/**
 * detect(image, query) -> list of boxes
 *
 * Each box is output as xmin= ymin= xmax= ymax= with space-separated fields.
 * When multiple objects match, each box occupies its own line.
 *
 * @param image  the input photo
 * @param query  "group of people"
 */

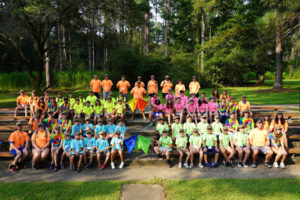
xmin=8 ymin=74 xmax=290 ymax=173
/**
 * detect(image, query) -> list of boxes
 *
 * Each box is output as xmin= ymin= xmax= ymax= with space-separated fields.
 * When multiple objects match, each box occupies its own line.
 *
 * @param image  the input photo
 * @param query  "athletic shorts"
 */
xmin=199 ymin=111 xmax=206 ymax=115
xmin=10 ymin=147 xmax=24 ymax=157
xmin=251 ymin=146 xmax=270 ymax=155
xmin=203 ymin=146 xmax=219 ymax=155
xmin=175 ymin=112 xmax=182 ymax=116
xmin=149 ymin=93 xmax=156 ymax=97
xmin=94 ymin=114 xmax=103 ymax=117
xmin=159 ymin=147 xmax=171 ymax=153
xmin=153 ymin=112 xmax=163 ymax=118
xmin=97 ymin=149 xmax=110 ymax=154
xmin=71 ymin=151 xmax=83 ymax=155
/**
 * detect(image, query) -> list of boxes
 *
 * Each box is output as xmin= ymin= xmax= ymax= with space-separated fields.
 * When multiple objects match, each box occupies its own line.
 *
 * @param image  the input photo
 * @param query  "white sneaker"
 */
xmin=273 ymin=162 xmax=279 ymax=168
xmin=119 ymin=162 xmax=124 ymax=169
xmin=184 ymin=163 xmax=189 ymax=168
xmin=198 ymin=163 xmax=204 ymax=168
xmin=189 ymin=164 xmax=193 ymax=168
xmin=111 ymin=162 xmax=115 ymax=169
xmin=280 ymin=162 xmax=286 ymax=169
xmin=178 ymin=163 xmax=182 ymax=168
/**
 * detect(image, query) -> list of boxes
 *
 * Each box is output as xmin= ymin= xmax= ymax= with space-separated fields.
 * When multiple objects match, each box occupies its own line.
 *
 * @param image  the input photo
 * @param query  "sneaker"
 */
xmin=10 ymin=165 xmax=18 ymax=173
xmin=167 ymin=160 xmax=172 ymax=168
xmin=183 ymin=162 xmax=189 ymax=168
xmin=85 ymin=163 xmax=90 ymax=168
xmin=178 ymin=163 xmax=182 ymax=168
xmin=252 ymin=162 xmax=257 ymax=168
xmin=230 ymin=160 xmax=234 ymax=168
xmin=243 ymin=162 xmax=248 ymax=168
xmin=198 ymin=163 xmax=204 ymax=169
xmin=237 ymin=162 xmax=242 ymax=168
xmin=32 ymin=166 xmax=38 ymax=170
xmin=213 ymin=162 xmax=218 ymax=168
xmin=60 ymin=164 xmax=64 ymax=169
xmin=148 ymin=122 xmax=154 ymax=127
xmin=54 ymin=166 xmax=58 ymax=172
xmin=102 ymin=163 xmax=106 ymax=169
xmin=119 ymin=162 xmax=124 ymax=169
xmin=189 ymin=164 xmax=193 ymax=168
xmin=264 ymin=162 xmax=272 ymax=168
xmin=273 ymin=162 xmax=279 ymax=168
xmin=111 ymin=162 xmax=115 ymax=169
xmin=98 ymin=164 xmax=102 ymax=169
xmin=280 ymin=162 xmax=286 ymax=169
xmin=223 ymin=160 xmax=227 ymax=166
xmin=48 ymin=163 xmax=54 ymax=170
xmin=205 ymin=162 xmax=211 ymax=168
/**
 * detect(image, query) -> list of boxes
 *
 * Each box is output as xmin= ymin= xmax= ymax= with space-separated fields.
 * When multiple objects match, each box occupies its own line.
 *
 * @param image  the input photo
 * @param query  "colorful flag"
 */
xmin=124 ymin=134 xmax=138 ymax=154
xmin=135 ymin=135 xmax=152 ymax=154
xmin=136 ymin=98 xmax=148 ymax=112
xmin=127 ymin=98 xmax=138 ymax=112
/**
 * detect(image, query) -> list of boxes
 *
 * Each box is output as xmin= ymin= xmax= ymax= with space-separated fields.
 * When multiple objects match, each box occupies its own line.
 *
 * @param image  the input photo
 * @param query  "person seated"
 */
xmin=238 ymin=95 xmax=252 ymax=117
xmin=94 ymin=118 xmax=105 ymax=139
xmin=82 ymin=117 xmax=94 ymax=137
xmin=83 ymin=130 xmax=96 ymax=168
xmin=56 ymin=92 xmax=64 ymax=107
xmin=95 ymin=131 xmax=110 ymax=169
xmin=164 ymin=98 xmax=175 ymax=126
xmin=249 ymin=120 xmax=273 ymax=168
xmin=176 ymin=130 xmax=190 ymax=168
xmin=197 ymin=116 xmax=209 ymax=135
xmin=225 ymin=112 xmax=239 ymax=135
xmin=228 ymin=96 xmax=238 ymax=118
xmin=174 ymin=97 xmax=184 ymax=123
xmin=219 ymin=89 xmax=230 ymax=104
xmin=171 ymin=116 xmax=183 ymax=141
xmin=207 ymin=96 xmax=218 ymax=124
xmin=178 ymin=90 xmax=188 ymax=105
xmin=197 ymin=97 xmax=208 ymax=120
xmin=43 ymin=110 xmax=57 ymax=133
xmin=114 ymin=119 xmax=126 ymax=140
xmin=104 ymin=97 xmax=115 ymax=122
xmin=219 ymin=126 xmax=235 ymax=168
xmin=233 ymin=126 xmax=250 ymax=168
xmin=211 ymin=116 xmax=223 ymax=138
xmin=8 ymin=122 xmax=29 ymax=173
xmin=28 ymin=90 xmax=39 ymax=116
xmin=202 ymin=124 xmax=219 ymax=168
xmin=165 ymin=89 xmax=175 ymax=102
xmin=36 ymin=97 xmax=46 ymax=116
xmin=104 ymin=118 xmax=116 ymax=140
xmin=183 ymin=115 xmax=196 ymax=137
xmin=149 ymin=98 xmax=164 ymax=124
xmin=71 ymin=118 xmax=82 ymax=139
xmin=189 ymin=128 xmax=204 ymax=168
xmin=58 ymin=111 xmax=72 ymax=134
xmin=86 ymin=91 xmax=97 ymax=107
xmin=73 ymin=98 xmax=83 ymax=120
xmin=59 ymin=97 xmax=70 ymax=120
xmin=49 ymin=126 xmax=64 ymax=172
xmin=93 ymin=99 xmax=103 ymax=124
xmin=28 ymin=109 xmax=43 ymax=135
xmin=47 ymin=97 xmax=59 ymax=117
xmin=270 ymin=126 xmax=288 ymax=168
xmin=116 ymin=92 xmax=127 ymax=104
xmin=31 ymin=123 xmax=51 ymax=170
xmin=15 ymin=90 xmax=29 ymax=117
xmin=70 ymin=132 xmax=84 ymax=172
xmin=239 ymin=110 xmax=254 ymax=132
xmin=218 ymin=97 xmax=228 ymax=124
xmin=83 ymin=101 xmax=94 ymax=120
xmin=154 ymin=130 xmax=172 ymax=168
xmin=152 ymin=117 xmax=169 ymax=149
xmin=78 ymin=93 xmax=86 ymax=106
xmin=186 ymin=99 xmax=198 ymax=124
xmin=114 ymin=99 xmax=126 ymax=122
xmin=110 ymin=131 xmax=124 ymax=169
xmin=60 ymin=132 xmax=72 ymax=169
xmin=270 ymin=112 xmax=288 ymax=148
xmin=199 ymin=92 xmax=207 ymax=102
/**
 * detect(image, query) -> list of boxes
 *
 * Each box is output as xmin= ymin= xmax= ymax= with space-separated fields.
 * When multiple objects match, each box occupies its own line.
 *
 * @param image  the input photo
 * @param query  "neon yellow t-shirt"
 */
xmin=94 ymin=105 xmax=103 ymax=115
xmin=83 ymin=106 xmax=94 ymax=115
xmin=86 ymin=95 xmax=97 ymax=106
xmin=73 ymin=103 xmax=83 ymax=114
xmin=104 ymin=101 xmax=115 ymax=113
xmin=115 ymin=104 xmax=125 ymax=114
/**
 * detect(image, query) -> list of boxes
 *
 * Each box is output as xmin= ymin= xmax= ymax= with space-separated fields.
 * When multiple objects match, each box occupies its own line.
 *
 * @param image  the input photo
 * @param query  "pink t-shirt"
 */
xmin=186 ymin=104 xmax=195 ymax=113
xmin=164 ymin=104 xmax=173 ymax=114
xmin=150 ymin=97 xmax=156 ymax=105
xmin=189 ymin=97 xmax=198 ymax=107
xmin=174 ymin=103 xmax=184 ymax=112
xmin=165 ymin=94 xmax=175 ymax=102
xmin=199 ymin=103 xmax=207 ymax=112
xmin=178 ymin=95 xmax=188 ymax=105
xmin=207 ymin=102 xmax=218 ymax=112
xmin=153 ymin=104 xmax=163 ymax=112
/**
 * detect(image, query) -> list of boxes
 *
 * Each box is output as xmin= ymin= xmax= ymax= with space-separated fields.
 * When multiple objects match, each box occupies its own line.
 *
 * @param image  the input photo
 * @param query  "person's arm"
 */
xmin=265 ymin=133 xmax=270 ymax=146
xmin=230 ymin=137 xmax=234 ymax=149
xmin=214 ymin=139 xmax=219 ymax=151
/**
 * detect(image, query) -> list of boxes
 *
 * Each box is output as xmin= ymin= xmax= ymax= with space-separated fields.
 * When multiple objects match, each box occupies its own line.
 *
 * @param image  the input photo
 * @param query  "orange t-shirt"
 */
xmin=189 ymin=81 xmax=200 ymax=94
xmin=102 ymin=79 xmax=113 ymax=92
xmin=161 ymin=80 xmax=173 ymax=93
xmin=220 ymin=94 xmax=230 ymax=103
xmin=29 ymin=96 xmax=39 ymax=106
xmin=147 ymin=80 xmax=158 ymax=94
xmin=9 ymin=131 xmax=29 ymax=150
xmin=17 ymin=95 xmax=29 ymax=105
xmin=117 ymin=80 xmax=131 ymax=94
xmin=238 ymin=101 xmax=251 ymax=111
xmin=175 ymin=84 xmax=186 ymax=96
xmin=28 ymin=116 xmax=42 ymax=131
xmin=131 ymin=87 xmax=146 ymax=99
xmin=90 ymin=79 xmax=102 ymax=93
xmin=31 ymin=130 xmax=50 ymax=149
xmin=135 ymin=81 xmax=145 ymax=88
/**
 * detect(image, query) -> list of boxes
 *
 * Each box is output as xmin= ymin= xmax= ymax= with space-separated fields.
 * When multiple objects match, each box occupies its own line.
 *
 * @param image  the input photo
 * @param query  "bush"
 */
xmin=264 ymin=71 xmax=275 ymax=80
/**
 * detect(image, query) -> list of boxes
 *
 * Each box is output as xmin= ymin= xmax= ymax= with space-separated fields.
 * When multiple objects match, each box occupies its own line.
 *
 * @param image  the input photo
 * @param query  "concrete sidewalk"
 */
xmin=1 ymin=162 xmax=300 ymax=183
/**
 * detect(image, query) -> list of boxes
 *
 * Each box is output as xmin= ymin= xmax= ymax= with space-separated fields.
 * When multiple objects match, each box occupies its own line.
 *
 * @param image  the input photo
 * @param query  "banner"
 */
xmin=136 ymin=98 xmax=148 ymax=112
xmin=135 ymin=135 xmax=152 ymax=154
xmin=124 ymin=134 xmax=138 ymax=154
xmin=127 ymin=98 xmax=138 ymax=112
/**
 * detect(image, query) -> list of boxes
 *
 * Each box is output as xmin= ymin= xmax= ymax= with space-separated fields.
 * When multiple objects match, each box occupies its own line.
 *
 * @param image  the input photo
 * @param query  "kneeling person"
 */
xmin=95 ymin=131 xmax=110 ymax=169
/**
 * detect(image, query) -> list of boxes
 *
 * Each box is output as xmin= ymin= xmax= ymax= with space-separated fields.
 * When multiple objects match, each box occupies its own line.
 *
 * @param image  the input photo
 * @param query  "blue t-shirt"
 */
xmin=71 ymin=139 xmax=84 ymax=152
xmin=71 ymin=124 xmax=82 ymax=136
xmin=96 ymin=138 xmax=109 ymax=151
xmin=105 ymin=124 xmax=116 ymax=134
xmin=111 ymin=137 xmax=122 ymax=150
xmin=63 ymin=139 xmax=72 ymax=150
xmin=114 ymin=125 xmax=126 ymax=137
xmin=84 ymin=137 xmax=96 ymax=150
xmin=95 ymin=124 xmax=105 ymax=136
xmin=82 ymin=123 xmax=94 ymax=136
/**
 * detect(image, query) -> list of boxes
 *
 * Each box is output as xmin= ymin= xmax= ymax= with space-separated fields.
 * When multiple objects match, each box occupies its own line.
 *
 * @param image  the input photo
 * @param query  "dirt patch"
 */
xmin=255 ymin=88 xmax=296 ymax=93
xmin=121 ymin=184 xmax=165 ymax=200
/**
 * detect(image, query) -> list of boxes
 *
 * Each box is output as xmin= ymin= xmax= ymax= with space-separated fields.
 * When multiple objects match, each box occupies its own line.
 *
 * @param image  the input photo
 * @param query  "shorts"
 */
xmin=153 ymin=112 xmax=163 ymax=118
xmin=71 ymin=151 xmax=83 ymax=155
xmin=192 ymin=145 xmax=200 ymax=151
xmin=175 ymin=112 xmax=182 ymax=116
xmin=199 ymin=111 xmax=206 ymax=115
xmin=84 ymin=149 xmax=96 ymax=154
xmin=97 ymin=149 xmax=110 ymax=154
xmin=203 ymin=146 xmax=219 ymax=155
xmin=10 ymin=147 xmax=24 ymax=157
xmin=251 ymin=146 xmax=270 ymax=155
xmin=64 ymin=147 xmax=70 ymax=152
xmin=94 ymin=114 xmax=103 ymax=117
xmin=159 ymin=147 xmax=171 ymax=153
xmin=18 ymin=104 xmax=26 ymax=109
xmin=149 ymin=93 xmax=156 ymax=97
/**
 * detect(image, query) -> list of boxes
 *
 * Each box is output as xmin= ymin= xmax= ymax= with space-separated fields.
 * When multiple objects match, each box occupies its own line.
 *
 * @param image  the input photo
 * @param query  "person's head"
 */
xmin=275 ymin=125 xmax=282 ymax=135
xmin=155 ymin=98 xmax=161 ymax=105
xmin=159 ymin=117 xmax=164 ymax=124
xmin=107 ymin=97 xmax=112 ymax=102
xmin=68 ymin=93 xmax=73 ymax=98
xmin=264 ymin=114 xmax=270 ymax=121
xmin=97 ymin=118 xmax=104 ymax=125
xmin=86 ymin=130 xmax=92 ymax=138
xmin=214 ymin=115 xmax=220 ymax=122
xmin=105 ymin=74 xmax=109 ymax=80
xmin=137 ymin=76 xmax=142 ymax=81
xmin=65 ymin=133 xmax=71 ymax=140
xmin=121 ymin=75 xmax=125 ymax=81
xmin=275 ymin=112 xmax=285 ymax=125
xmin=174 ymin=116 xmax=179 ymax=123
xmin=64 ymin=97 xmax=69 ymax=104
xmin=189 ymin=99 xmax=194 ymax=105
xmin=75 ymin=132 xmax=81 ymax=140
xmin=193 ymin=128 xmax=199 ymax=136
xmin=212 ymin=89 xmax=219 ymax=96
xmin=118 ymin=119 xmax=123 ymax=126
xmin=239 ymin=125 xmax=245 ymax=133
xmin=99 ymin=131 xmax=105 ymax=139
xmin=75 ymin=98 xmax=79 ymax=104
xmin=58 ymin=92 xmax=62 ymax=97
xmin=168 ymin=89 xmax=172 ymax=94
xmin=108 ymin=118 xmax=113 ymax=124
xmin=180 ymin=90 xmax=184 ymax=96
xmin=20 ymin=90 xmax=25 ymax=96
xmin=165 ymin=75 xmax=170 ymax=80
xmin=180 ymin=129 xmax=185 ymax=137
xmin=229 ymin=112 xmax=235 ymax=119
xmin=89 ymin=91 xmax=94 ymax=96
xmin=16 ymin=121 xmax=23 ymax=131
xmin=256 ymin=119 xmax=263 ymax=129
xmin=79 ymin=93 xmax=83 ymax=99
xmin=38 ymin=122 xmax=44 ymax=131
xmin=162 ymin=130 xmax=168 ymax=138
xmin=207 ymin=124 xmax=212 ymax=134
xmin=175 ymin=97 xmax=181 ymax=104
xmin=54 ymin=125 xmax=60 ymax=134
xmin=242 ymin=95 xmax=247 ymax=101
xmin=86 ymin=101 xmax=90 ymax=107
xmin=94 ymin=74 xmax=98 ymax=79
xmin=230 ymin=96 xmax=235 ymax=102
xmin=244 ymin=110 xmax=249 ymax=118
xmin=276 ymin=112 xmax=283 ymax=119
xmin=166 ymin=98 xmax=172 ymax=106
xmin=192 ymin=76 xmax=197 ymax=81
xmin=222 ymin=89 xmax=227 ymax=95
xmin=209 ymin=96 xmax=214 ymax=102
xmin=178 ymin=79 xmax=182 ymax=84
xmin=50 ymin=96 xmax=55 ymax=103
xmin=38 ymin=97 xmax=44 ymax=104
xmin=150 ymin=75 xmax=155 ymax=80
xmin=85 ymin=117 xmax=90 ymax=124
xmin=201 ymin=115 xmax=207 ymax=122
xmin=223 ymin=126 xmax=229 ymax=135
xmin=36 ymin=109 xmax=42 ymax=117
xmin=32 ymin=90 xmax=36 ymax=96
xmin=117 ymin=99 xmax=122 ymax=105
xmin=48 ymin=111 xmax=54 ymax=118
xmin=115 ymin=131 xmax=121 ymax=138
xmin=191 ymin=93 xmax=196 ymax=98
xmin=187 ymin=115 xmax=192 ymax=123
xmin=74 ymin=118 xmax=80 ymax=125
xmin=136 ymin=81 xmax=141 ymax=87
xmin=95 ymin=99 xmax=100 ymax=106
xmin=44 ymin=90 xmax=49 ymax=96
xmin=119 ymin=92 xmax=123 ymax=97
xmin=221 ymin=97 xmax=226 ymax=103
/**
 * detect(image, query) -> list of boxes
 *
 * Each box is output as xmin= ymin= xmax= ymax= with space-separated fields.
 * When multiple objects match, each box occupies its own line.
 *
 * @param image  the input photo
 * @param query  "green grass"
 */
xmin=0 ymin=178 xmax=300 ymax=200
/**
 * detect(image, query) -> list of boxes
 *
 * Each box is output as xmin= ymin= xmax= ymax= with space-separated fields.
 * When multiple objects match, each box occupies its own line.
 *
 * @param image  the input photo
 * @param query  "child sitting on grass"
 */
xmin=110 ymin=131 xmax=124 ymax=169
xmin=96 ymin=131 xmax=110 ymax=169
xmin=70 ymin=132 xmax=84 ymax=172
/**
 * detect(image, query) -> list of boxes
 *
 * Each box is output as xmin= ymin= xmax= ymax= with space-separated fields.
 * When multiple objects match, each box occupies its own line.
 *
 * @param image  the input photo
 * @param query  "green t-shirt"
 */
xmin=104 ymin=101 xmax=115 ymax=113
xmin=86 ymin=95 xmax=97 ymax=106
xmin=73 ymin=103 xmax=83 ymax=114
xmin=183 ymin=122 xmax=196 ymax=135
xmin=197 ymin=122 xmax=208 ymax=134
xmin=220 ymin=134 xmax=231 ymax=147
xmin=69 ymin=98 xmax=75 ymax=107
xmin=94 ymin=105 xmax=103 ymax=115
xmin=203 ymin=133 xmax=217 ymax=147
xmin=156 ymin=123 xmax=169 ymax=135
xmin=212 ymin=121 xmax=223 ymax=135
xmin=234 ymin=132 xmax=248 ymax=147
xmin=159 ymin=136 xmax=172 ymax=148
xmin=189 ymin=135 xmax=202 ymax=147
xmin=176 ymin=136 xmax=187 ymax=148
xmin=115 ymin=104 xmax=125 ymax=114
xmin=83 ymin=106 xmax=94 ymax=115
xmin=79 ymin=98 xmax=86 ymax=106
xmin=172 ymin=123 xmax=182 ymax=138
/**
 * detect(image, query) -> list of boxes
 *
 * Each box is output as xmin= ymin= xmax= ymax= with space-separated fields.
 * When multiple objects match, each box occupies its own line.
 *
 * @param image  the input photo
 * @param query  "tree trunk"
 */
xmin=144 ymin=9 xmax=150 ymax=53
xmin=60 ymin=24 xmax=67 ymax=65
xmin=44 ymin=36 xmax=51 ymax=88
xmin=103 ymin=13 xmax=108 ymax=71
xmin=57 ymin=24 xmax=63 ymax=71
xmin=164 ymin=0 xmax=171 ymax=57
xmin=88 ymin=35 xmax=92 ymax=71
xmin=68 ymin=30 xmax=72 ymax=63
xmin=274 ymin=31 xmax=283 ymax=89
xmin=200 ymin=13 xmax=205 ymax=74
xmin=289 ymin=47 xmax=295 ymax=78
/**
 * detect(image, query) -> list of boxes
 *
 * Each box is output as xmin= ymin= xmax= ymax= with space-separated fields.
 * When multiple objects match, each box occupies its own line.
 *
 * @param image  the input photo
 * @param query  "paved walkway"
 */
xmin=121 ymin=184 xmax=165 ymax=200
xmin=0 ymin=162 xmax=300 ymax=182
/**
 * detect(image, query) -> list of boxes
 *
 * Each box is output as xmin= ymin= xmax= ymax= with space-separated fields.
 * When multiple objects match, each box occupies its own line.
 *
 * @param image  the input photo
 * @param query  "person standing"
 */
xmin=14 ymin=90 xmax=29 ymax=117
xmin=116 ymin=75 xmax=131 ymax=102
xmin=160 ymin=75 xmax=173 ymax=99
xmin=175 ymin=79 xmax=186 ymax=96
xmin=189 ymin=76 xmax=200 ymax=97
xmin=147 ymin=75 xmax=158 ymax=98
xmin=90 ymin=74 xmax=102 ymax=98
xmin=135 ymin=76 xmax=145 ymax=88
xmin=130 ymin=81 xmax=147 ymax=120
xmin=101 ymin=74 xmax=113 ymax=100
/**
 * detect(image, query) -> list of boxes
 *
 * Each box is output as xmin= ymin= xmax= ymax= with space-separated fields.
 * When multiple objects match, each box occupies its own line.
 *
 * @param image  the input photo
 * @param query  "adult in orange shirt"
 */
xmin=116 ymin=75 xmax=131 ymax=101
xmin=8 ymin=122 xmax=29 ymax=173
xmin=130 ymin=81 xmax=147 ymax=120
xmin=90 ymin=74 xmax=102 ymax=98
xmin=14 ymin=90 xmax=29 ymax=117
xmin=160 ymin=75 xmax=173 ymax=99
xmin=238 ymin=95 xmax=252 ymax=117
xmin=101 ymin=74 xmax=113 ymax=100
xmin=189 ymin=76 xmax=200 ymax=97
xmin=31 ymin=123 xmax=51 ymax=170
xmin=147 ymin=75 xmax=158 ymax=97
xmin=134 ymin=76 xmax=145 ymax=88
xmin=28 ymin=90 xmax=39 ymax=117
xmin=175 ymin=79 xmax=186 ymax=96
xmin=249 ymin=120 xmax=273 ymax=168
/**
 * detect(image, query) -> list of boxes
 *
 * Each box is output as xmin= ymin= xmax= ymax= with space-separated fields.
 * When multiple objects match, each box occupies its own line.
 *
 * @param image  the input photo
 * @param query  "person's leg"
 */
xmin=97 ymin=152 xmax=101 ymax=166
xmin=78 ymin=155 xmax=83 ymax=169
xmin=178 ymin=149 xmax=183 ymax=164
xmin=265 ymin=148 xmax=273 ymax=163
xmin=41 ymin=148 xmax=50 ymax=161
xmin=118 ymin=149 xmax=124 ymax=162
xmin=19 ymin=149 xmax=28 ymax=164
xmin=252 ymin=147 xmax=259 ymax=163
xmin=60 ymin=151 xmax=66 ymax=167
xmin=14 ymin=107 xmax=19 ymax=117
xmin=54 ymin=149 xmax=59 ymax=167
xmin=220 ymin=147 xmax=230 ymax=162
xmin=154 ymin=146 xmax=160 ymax=154
xmin=243 ymin=147 xmax=251 ymax=163
xmin=89 ymin=151 xmax=94 ymax=165
xmin=83 ymin=151 xmax=87 ymax=164
xmin=12 ymin=150 xmax=22 ymax=166
xmin=166 ymin=114 xmax=171 ymax=125
xmin=70 ymin=155 xmax=75 ymax=168
xmin=190 ymin=149 xmax=194 ymax=165
xmin=214 ymin=151 xmax=219 ymax=163
xmin=165 ymin=150 xmax=170 ymax=160
xmin=272 ymin=147 xmax=281 ymax=163
xmin=281 ymin=149 xmax=287 ymax=163
xmin=237 ymin=147 xmax=243 ymax=162
xmin=199 ymin=149 xmax=203 ymax=165
xmin=32 ymin=149 xmax=41 ymax=168
xmin=180 ymin=111 xmax=184 ymax=124
xmin=141 ymin=110 xmax=146 ymax=120
xmin=227 ymin=147 xmax=235 ymax=160
xmin=209 ymin=112 xmax=213 ymax=124
xmin=105 ymin=152 xmax=110 ymax=164
xmin=111 ymin=150 xmax=116 ymax=163
xmin=184 ymin=149 xmax=190 ymax=163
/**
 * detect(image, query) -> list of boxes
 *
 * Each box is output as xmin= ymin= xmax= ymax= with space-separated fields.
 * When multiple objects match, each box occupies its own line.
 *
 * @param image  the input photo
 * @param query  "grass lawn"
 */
xmin=0 ymin=80 xmax=299 ymax=108
xmin=0 ymin=178 xmax=300 ymax=200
